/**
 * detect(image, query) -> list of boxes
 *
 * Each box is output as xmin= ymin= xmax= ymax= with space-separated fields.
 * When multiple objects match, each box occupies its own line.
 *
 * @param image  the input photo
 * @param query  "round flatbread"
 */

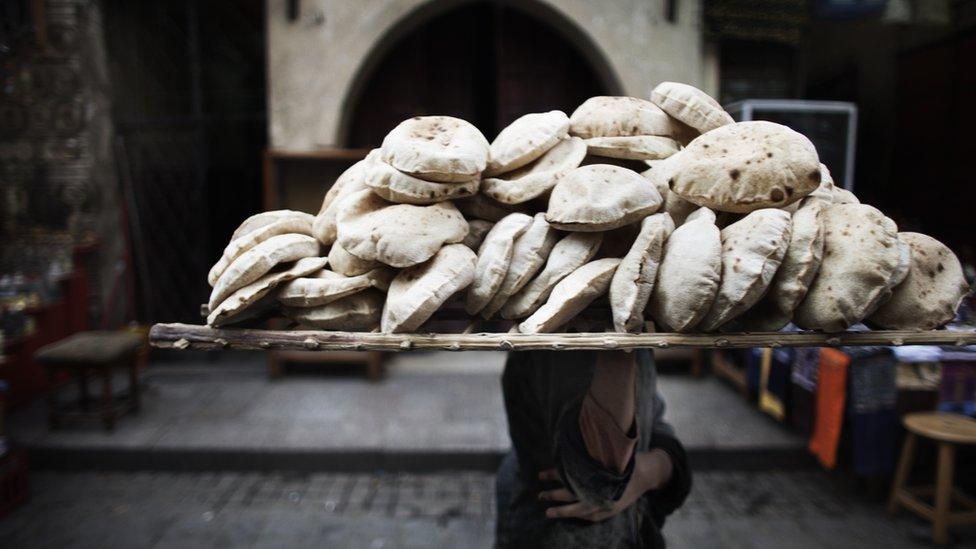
xmin=312 ymin=159 xmax=369 ymax=245
xmin=363 ymin=150 xmax=479 ymax=204
xmin=583 ymin=135 xmax=680 ymax=161
xmin=793 ymin=204 xmax=902 ymax=332
xmin=207 ymin=257 xmax=327 ymax=327
xmin=328 ymin=242 xmax=381 ymax=276
xmin=641 ymin=158 xmax=698 ymax=227
xmin=466 ymin=213 xmax=533 ymax=315
xmin=284 ymin=289 xmax=384 ymax=331
xmin=669 ymin=121 xmax=821 ymax=213
xmin=336 ymin=189 xmax=468 ymax=268
xmin=647 ymin=207 xmax=721 ymax=332
xmin=208 ymin=234 xmax=320 ymax=310
xmin=208 ymin=215 xmax=315 ymax=286
xmin=868 ymin=232 xmax=970 ymax=330
xmin=277 ymin=267 xmax=393 ymax=308
xmin=518 ymin=258 xmax=621 ymax=334
xmin=454 ymin=193 xmax=526 ymax=222
xmin=481 ymin=213 xmax=559 ymax=319
xmin=380 ymin=116 xmax=489 ymax=182
xmin=231 ymin=210 xmax=315 ymax=242
xmin=500 ymin=232 xmax=603 ymax=320
xmin=569 ymin=96 xmax=675 ymax=138
xmin=546 ymin=164 xmax=662 ymax=231
xmin=650 ymin=82 xmax=734 ymax=134
xmin=698 ymin=209 xmax=792 ymax=331
xmin=609 ymin=213 xmax=675 ymax=333
xmin=381 ymin=244 xmax=477 ymax=333
xmin=481 ymin=137 xmax=587 ymax=205
xmin=486 ymin=110 xmax=569 ymax=175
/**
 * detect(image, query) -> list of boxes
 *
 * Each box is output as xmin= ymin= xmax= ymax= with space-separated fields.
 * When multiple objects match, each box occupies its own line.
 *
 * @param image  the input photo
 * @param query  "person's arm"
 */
xmin=578 ymin=351 xmax=638 ymax=474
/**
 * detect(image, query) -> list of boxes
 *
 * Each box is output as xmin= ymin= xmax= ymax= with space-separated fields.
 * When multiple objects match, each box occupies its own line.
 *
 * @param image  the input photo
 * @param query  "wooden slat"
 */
xmin=149 ymin=323 xmax=976 ymax=352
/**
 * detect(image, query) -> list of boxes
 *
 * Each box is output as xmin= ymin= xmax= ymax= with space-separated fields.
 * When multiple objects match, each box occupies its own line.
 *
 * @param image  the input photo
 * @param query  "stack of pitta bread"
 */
xmin=203 ymin=84 xmax=970 ymax=335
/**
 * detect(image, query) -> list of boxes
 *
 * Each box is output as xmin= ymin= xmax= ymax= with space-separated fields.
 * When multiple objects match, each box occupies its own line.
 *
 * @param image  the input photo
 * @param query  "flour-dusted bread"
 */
xmin=381 ymin=244 xmax=477 ymax=333
xmin=500 ymin=232 xmax=603 ymax=320
xmin=647 ymin=207 xmax=721 ymax=332
xmin=486 ymin=110 xmax=569 ymax=175
xmin=380 ymin=116 xmax=489 ymax=182
xmin=698 ymin=209 xmax=792 ymax=331
xmin=277 ymin=267 xmax=394 ymax=308
xmin=669 ymin=121 xmax=821 ymax=213
xmin=481 ymin=213 xmax=559 ymax=319
xmin=832 ymin=187 xmax=860 ymax=205
xmin=650 ymin=82 xmax=734 ymax=134
xmin=327 ymin=242 xmax=380 ymax=276
xmin=454 ymin=193 xmax=526 ymax=222
xmin=546 ymin=164 xmax=662 ymax=231
xmin=208 ymin=234 xmax=320 ymax=310
xmin=231 ymin=210 xmax=315 ymax=242
xmin=731 ymin=196 xmax=827 ymax=331
xmin=868 ymin=233 xmax=970 ymax=330
xmin=363 ymin=150 xmax=479 ymax=204
xmin=312 ymin=159 xmax=369 ymax=245
xmin=336 ymin=189 xmax=468 ymax=268
xmin=284 ymin=289 xmax=384 ymax=331
xmin=609 ymin=213 xmax=675 ymax=333
xmin=207 ymin=257 xmax=326 ymax=327
xmin=466 ymin=213 xmax=533 ymax=315
xmin=583 ymin=135 xmax=680 ymax=161
xmin=482 ymin=137 xmax=587 ymax=205
xmin=569 ymin=96 xmax=675 ymax=139
xmin=864 ymin=236 xmax=913 ymax=318
xmin=462 ymin=219 xmax=494 ymax=250
xmin=641 ymin=156 xmax=697 ymax=227
xmin=518 ymin=258 xmax=621 ymax=334
xmin=208 ymin=215 xmax=315 ymax=286
xmin=793 ymin=204 xmax=902 ymax=332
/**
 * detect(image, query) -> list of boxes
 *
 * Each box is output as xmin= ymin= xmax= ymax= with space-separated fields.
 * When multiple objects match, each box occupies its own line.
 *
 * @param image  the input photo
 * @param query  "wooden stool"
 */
xmin=35 ymin=331 xmax=143 ymax=431
xmin=888 ymin=412 xmax=976 ymax=544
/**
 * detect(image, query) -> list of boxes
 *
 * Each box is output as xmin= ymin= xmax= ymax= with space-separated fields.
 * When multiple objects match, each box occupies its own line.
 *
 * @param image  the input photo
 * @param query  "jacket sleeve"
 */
xmin=644 ymin=381 xmax=692 ymax=526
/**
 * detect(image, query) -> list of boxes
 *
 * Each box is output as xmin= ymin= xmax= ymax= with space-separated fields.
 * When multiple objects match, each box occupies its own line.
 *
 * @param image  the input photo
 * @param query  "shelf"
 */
xmin=150 ymin=323 xmax=976 ymax=353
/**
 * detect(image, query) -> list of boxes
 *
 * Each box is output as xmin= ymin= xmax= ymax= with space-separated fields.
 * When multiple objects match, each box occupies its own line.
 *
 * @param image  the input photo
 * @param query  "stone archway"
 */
xmin=337 ymin=0 xmax=623 ymax=147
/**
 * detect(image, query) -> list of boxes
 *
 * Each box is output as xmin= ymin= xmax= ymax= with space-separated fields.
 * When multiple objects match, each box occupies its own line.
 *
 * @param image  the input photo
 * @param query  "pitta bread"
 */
xmin=486 ymin=110 xmax=569 ymax=175
xmin=284 ymin=289 xmax=384 ymax=331
xmin=231 ymin=210 xmax=315 ymax=242
xmin=363 ymin=150 xmax=479 ymax=204
xmin=583 ymin=136 xmax=680 ymax=161
xmin=208 ymin=216 xmax=314 ymax=286
xmin=277 ymin=267 xmax=394 ymax=307
xmin=207 ymin=257 xmax=326 ymax=327
xmin=546 ymin=165 xmax=662 ymax=231
xmin=580 ymin=154 xmax=652 ymax=172
xmin=647 ymin=208 xmax=721 ymax=331
xmin=669 ymin=121 xmax=821 ymax=213
xmin=793 ymin=204 xmax=901 ymax=332
xmin=481 ymin=137 xmax=586 ymax=204
xmin=864 ymin=237 xmax=912 ymax=317
xmin=312 ymin=159 xmax=369 ymax=245
xmin=208 ymin=234 xmax=320 ymax=310
xmin=466 ymin=213 xmax=533 ymax=315
xmin=518 ymin=258 xmax=621 ymax=334
xmin=650 ymin=82 xmax=734 ymax=134
xmin=381 ymin=244 xmax=477 ymax=333
xmin=698 ymin=209 xmax=792 ymax=331
xmin=641 ymin=156 xmax=697 ymax=226
xmin=832 ymin=187 xmax=860 ymax=205
xmin=609 ymin=213 xmax=675 ymax=333
xmin=328 ymin=242 xmax=381 ymax=276
xmin=380 ymin=116 xmax=489 ymax=182
xmin=569 ymin=96 xmax=675 ymax=138
xmin=868 ymin=232 xmax=970 ymax=329
xmin=454 ymin=194 xmax=526 ymax=222
xmin=500 ymin=232 xmax=603 ymax=319
xmin=462 ymin=219 xmax=494 ymax=250
xmin=336 ymin=189 xmax=468 ymax=267
xmin=481 ymin=213 xmax=559 ymax=319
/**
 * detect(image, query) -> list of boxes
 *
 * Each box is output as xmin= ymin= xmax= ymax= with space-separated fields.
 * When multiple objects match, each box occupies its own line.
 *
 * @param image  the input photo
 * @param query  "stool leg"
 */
xmin=934 ymin=442 xmax=956 ymax=545
xmin=101 ymin=369 xmax=115 ymax=431
xmin=888 ymin=433 xmax=917 ymax=515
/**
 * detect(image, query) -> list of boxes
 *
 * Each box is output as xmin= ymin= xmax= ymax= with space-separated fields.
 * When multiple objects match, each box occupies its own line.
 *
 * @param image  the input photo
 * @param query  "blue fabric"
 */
xmin=846 ymin=348 xmax=897 ymax=477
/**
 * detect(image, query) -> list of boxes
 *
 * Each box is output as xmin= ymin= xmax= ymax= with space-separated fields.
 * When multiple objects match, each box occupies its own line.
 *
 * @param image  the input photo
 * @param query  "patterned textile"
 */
xmin=848 ymin=349 xmax=896 ymax=413
xmin=791 ymin=348 xmax=821 ymax=392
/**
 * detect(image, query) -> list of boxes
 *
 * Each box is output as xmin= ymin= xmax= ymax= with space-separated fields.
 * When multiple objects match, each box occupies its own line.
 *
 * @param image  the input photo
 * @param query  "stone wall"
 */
xmin=266 ymin=0 xmax=706 ymax=150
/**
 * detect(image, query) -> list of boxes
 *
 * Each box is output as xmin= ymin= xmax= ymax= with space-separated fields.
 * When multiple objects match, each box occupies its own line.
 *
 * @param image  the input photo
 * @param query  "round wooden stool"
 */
xmin=888 ymin=412 xmax=976 ymax=544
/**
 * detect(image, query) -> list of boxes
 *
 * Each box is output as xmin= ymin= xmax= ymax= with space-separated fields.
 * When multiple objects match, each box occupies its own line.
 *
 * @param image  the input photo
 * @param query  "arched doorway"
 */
xmin=342 ymin=1 xmax=618 ymax=148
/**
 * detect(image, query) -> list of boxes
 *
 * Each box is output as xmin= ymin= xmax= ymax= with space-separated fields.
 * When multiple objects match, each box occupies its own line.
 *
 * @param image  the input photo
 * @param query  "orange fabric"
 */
xmin=808 ymin=348 xmax=851 ymax=469
xmin=579 ymin=392 xmax=638 ymax=474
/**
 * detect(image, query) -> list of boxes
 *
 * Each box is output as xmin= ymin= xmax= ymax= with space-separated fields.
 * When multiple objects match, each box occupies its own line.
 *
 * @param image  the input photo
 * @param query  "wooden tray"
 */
xmin=150 ymin=323 xmax=976 ymax=352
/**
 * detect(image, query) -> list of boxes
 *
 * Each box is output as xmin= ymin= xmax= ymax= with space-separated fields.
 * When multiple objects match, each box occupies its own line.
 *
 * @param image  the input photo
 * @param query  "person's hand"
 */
xmin=537 ymin=449 xmax=673 ymax=522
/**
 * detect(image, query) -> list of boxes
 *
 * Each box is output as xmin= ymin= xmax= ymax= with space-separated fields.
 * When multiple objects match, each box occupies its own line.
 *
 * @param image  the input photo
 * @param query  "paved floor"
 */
xmin=2 ymin=469 xmax=967 ymax=548
xmin=7 ymin=351 xmax=801 ymax=462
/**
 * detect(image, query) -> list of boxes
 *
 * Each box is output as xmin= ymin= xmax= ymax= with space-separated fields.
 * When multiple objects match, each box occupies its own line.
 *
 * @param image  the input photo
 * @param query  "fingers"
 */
xmin=545 ymin=502 xmax=591 ymax=519
xmin=538 ymin=468 xmax=559 ymax=482
xmin=538 ymin=488 xmax=576 ymax=503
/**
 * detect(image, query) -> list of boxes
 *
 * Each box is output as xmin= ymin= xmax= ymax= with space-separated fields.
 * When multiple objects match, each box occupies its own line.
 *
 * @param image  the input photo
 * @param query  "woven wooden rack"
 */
xmin=150 ymin=323 xmax=976 ymax=352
